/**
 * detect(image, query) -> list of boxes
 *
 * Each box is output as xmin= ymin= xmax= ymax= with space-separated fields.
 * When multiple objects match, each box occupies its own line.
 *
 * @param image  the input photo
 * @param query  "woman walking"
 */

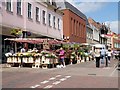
xmin=94 ymin=48 xmax=101 ymax=68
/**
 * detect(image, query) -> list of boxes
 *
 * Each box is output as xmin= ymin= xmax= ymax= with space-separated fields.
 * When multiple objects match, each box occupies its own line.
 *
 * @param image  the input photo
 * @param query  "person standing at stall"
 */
xmin=94 ymin=48 xmax=101 ymax=68
xmin=59 ymin=47 xmax=66 ymax=68
xmin=21 ymin=47 xmax=26 ymax=53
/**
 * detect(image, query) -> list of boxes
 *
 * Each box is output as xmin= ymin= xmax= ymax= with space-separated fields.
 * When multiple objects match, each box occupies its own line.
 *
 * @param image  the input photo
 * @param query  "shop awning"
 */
xmin=5 ymin=38 xmax=44 ymax=44
xmin=48 ymin=39 xmax=65 ymax=44
xmin=4 ymin=38 xmax=64 ymax=44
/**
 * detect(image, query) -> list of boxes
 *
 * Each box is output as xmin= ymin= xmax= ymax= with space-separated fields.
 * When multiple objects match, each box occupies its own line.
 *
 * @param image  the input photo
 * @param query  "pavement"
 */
xmin=1 ymin=59 xmax=120 ymax=89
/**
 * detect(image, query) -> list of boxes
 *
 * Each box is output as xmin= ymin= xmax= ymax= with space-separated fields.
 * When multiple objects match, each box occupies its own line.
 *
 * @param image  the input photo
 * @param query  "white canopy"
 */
xmin=93 ymin=44 xmax=105 ymax=48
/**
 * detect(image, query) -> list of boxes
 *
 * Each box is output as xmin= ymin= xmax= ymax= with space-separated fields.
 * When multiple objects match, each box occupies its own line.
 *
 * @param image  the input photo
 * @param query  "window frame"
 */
xmin=6 ymin=0 xmax=12 ymax=12
xmin=58 ymin=18 xmax=60 ymax=30
xmin=17 ymin=0 xmax=22 ymax=15
xmin=48 ymin=13 xmax=51 ymax=27
xmin=36 ymin=7 xmax=39 ymax=22
xmin=53 ymin=16 xmax=55 ymax=28
xmin=42 ymin=10 xmax=46 ymax=25
xmin=28 ymin=3 xmax=32 ymax=19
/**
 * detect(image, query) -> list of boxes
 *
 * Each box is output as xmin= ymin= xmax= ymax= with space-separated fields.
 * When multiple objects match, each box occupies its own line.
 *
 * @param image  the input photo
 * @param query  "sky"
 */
xmin=66 ymin=0 xmax=119 ymax=34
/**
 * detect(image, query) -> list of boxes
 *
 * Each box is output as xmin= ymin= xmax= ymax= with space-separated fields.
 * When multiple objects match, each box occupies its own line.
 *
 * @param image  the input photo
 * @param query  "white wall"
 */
xmin=1 ymin=0 xmax=63 ymax=40
xmin=91 ymin=24 xmax=99 ymax=42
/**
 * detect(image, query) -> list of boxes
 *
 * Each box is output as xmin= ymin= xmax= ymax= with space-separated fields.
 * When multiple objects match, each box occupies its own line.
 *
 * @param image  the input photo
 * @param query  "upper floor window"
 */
xmin=74 ymin=19 xmax=75 ymax=34
xmin=6 ymin=0 xmax=13 ymax=12
xmin=47 ymin=0 xmax=51 ymax=4
xmin=53 ymin=16 xmax=55 ymax=28
xmin=36 ymin=7 xmax=40 ymax=22
xmin=52 ymin=2 xmax=57 ymax=7
xmin=17 ymin=0 xmax=22 ymax=15
xmin=42 ymin=10 xmax=46 ymax=24
xmin=58 ymin=18 xmax=60 ymax=30
xmin=0 ymin=2 xmax=1 ymax=12
xmin=28 ymin=3 xmax=32 ymax=19
xmin=48 ymin=13 xmax=51 ymax=26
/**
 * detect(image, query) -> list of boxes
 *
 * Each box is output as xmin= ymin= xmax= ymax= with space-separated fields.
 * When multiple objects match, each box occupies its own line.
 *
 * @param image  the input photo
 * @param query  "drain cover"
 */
xmin=88 ymin=74 xmax=96 ymax=75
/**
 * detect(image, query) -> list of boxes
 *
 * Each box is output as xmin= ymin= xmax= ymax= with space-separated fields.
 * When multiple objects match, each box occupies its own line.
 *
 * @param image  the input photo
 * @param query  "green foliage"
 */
xmin=10 ymin=28 xmax=22 ymax=37
xmin=10 ymin=29 xmax=18 ymax=35
xmin=62 ymin=44 xmax=69 ymax=49
xmin=74 ymin=44 xmax=80 ymax=48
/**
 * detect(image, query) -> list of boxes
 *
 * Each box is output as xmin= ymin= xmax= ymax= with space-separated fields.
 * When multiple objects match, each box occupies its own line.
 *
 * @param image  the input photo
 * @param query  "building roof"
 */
xmin=56 ymin=1 xmax=89 ymax=25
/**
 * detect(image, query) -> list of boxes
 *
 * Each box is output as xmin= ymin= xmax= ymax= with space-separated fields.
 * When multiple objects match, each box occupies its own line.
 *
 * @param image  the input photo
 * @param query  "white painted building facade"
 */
xmin=90 ymin=24 xmax=99 ymax=44
xmin=1 ymin=0 xmax=63 ymax=40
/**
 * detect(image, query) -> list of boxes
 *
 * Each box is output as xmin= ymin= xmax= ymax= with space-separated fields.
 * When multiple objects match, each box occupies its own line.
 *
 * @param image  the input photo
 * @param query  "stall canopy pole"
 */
xmin=4 ymin=39 xmax=5 ymax=53
xmin=15 ymin=42 xmax=17 ymax=53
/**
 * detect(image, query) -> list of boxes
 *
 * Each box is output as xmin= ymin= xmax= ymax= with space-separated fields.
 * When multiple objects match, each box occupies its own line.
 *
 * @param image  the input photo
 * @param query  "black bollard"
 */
xmin=105 ymin=56 xmax=108 ymax=67
xmin=20 ymin=54 xmax=23 ymax=67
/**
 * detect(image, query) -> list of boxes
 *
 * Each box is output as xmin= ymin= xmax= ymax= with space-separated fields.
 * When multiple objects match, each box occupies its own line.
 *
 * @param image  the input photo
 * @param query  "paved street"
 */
xmin=1 ymin=59 xmax=119 ymax=89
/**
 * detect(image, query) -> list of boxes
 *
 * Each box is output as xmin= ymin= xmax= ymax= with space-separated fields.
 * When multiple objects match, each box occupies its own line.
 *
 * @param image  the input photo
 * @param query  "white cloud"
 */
xmin=105 ymin=21 xmax=118 ymax=34
xmin=66 ymin=0 xmax=118 ymax=14
xmin=76 ymin=2 xmax=107 ymax=14
xmin=66 ymin=0 xmax=119 ymax=2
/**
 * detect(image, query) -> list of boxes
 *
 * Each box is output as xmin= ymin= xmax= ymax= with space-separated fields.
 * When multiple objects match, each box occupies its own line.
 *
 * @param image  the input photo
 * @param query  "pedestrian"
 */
xmin=21 ymin=47 xmax=26 ymax=53
xmin=94 ymin=48 xmax=101 ymax=68
xmin=59 ymin=47 xmax=66 ymax=68
xmin=100 ymin=48 xmax=106 ymax=64
xmin=10 ymin=48 xmax=14 ymax=54
xmin=118 ymin=51 xmax=120 ymax=61
xmin=107 ymin=49 xmax=112 ymax=64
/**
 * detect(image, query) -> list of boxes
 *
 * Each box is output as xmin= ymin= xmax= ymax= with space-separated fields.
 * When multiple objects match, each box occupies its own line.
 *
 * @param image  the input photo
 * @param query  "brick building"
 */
xmin=57 ymin=1 xmax=87 ymax=43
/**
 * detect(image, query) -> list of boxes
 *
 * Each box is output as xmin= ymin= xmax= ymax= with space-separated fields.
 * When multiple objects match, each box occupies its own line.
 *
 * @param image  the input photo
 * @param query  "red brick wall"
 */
xmin=63 ymin=9 xmax=86 ymax=43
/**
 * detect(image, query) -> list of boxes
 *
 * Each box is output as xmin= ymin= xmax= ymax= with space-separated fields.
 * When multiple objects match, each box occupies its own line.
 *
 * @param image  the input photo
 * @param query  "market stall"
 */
xmin=62 ymin=43 xmax=92 ymax=64
xmin=4 ymin=38 xmax=63 ymax=68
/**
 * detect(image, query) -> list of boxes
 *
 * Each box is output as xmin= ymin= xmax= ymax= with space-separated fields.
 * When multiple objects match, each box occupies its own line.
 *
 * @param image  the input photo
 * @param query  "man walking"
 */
xmin=100 ymin=48 xmax=106 ymax=64
xmin=107 ymin=49 xmax=112 ymax=64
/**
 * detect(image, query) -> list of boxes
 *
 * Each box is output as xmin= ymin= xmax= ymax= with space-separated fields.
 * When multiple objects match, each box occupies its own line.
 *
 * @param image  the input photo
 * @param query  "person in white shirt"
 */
xmin=94 ymin=48 xmax=101 ymax=68
xmin=21 ymin=47 xmax=26 ymax=53
xmin=107 ymin=49 xmax=112 ymax=63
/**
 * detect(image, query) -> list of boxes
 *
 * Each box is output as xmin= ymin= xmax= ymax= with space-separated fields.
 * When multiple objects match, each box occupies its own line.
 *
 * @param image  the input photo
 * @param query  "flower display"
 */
xmin=5 ymin=53 xmax=12 ymax=57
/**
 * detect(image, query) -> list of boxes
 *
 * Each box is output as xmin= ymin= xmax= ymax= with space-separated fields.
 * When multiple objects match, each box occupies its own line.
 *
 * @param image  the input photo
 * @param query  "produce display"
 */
xmin=5 ymin=50 xmax=58 ymax=68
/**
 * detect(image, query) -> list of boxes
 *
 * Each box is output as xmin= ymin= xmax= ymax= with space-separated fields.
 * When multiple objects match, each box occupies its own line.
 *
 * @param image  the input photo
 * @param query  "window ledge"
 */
xmin=28 ymin=18 xmax=33 ymax=22
xmin=49 ymin=26 xmax=52 ymax=28
xmin=43 ymin=23 xmax=46 ymax=26
xmin=6 ymin=10 xmax=13 ymax=15
xmin=36 ymin=20 xmax=40 ymax=24
xmin=53 ymin=27 xmax=56 ymax=29
xmin=17 ymin=14 xmax=23 ymax=18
